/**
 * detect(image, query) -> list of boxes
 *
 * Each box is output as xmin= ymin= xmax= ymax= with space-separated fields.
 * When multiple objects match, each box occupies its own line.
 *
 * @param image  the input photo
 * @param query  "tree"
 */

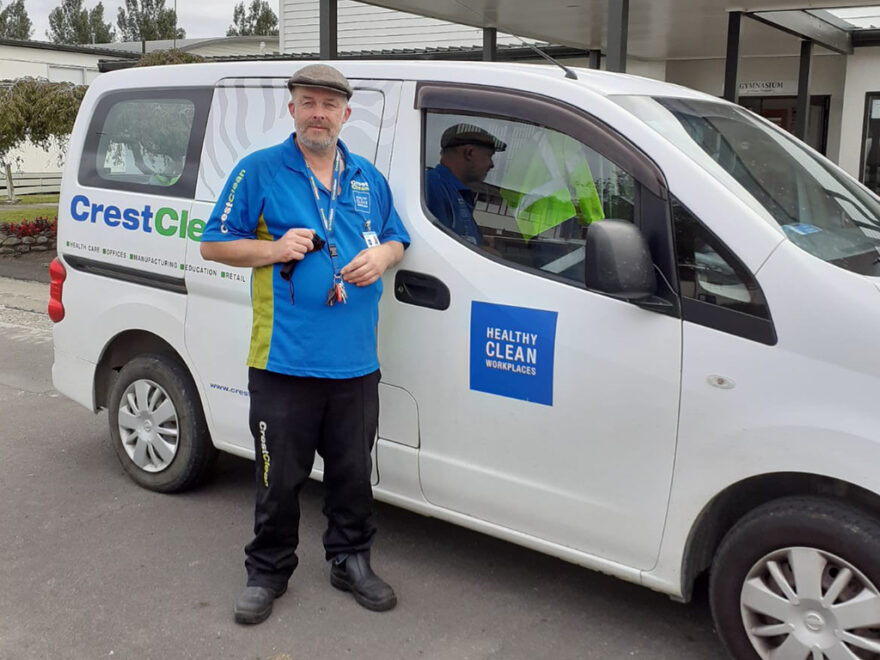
xmin=136 ymin=48 xmax=204 ymax=67
xmin=0 ymin=0 xmax=33 ymax=40
xmin=116 ymin=0 xmax=184 ymax=42
xmin=88 ymin=3 xmax=115 ymax=43
xmin=0 ymin=78 xmax=87 ymax=197
xmin=47 ymin=0 xmax=115 ymax=45
xmin=226 ymin=0 xmax=278 ymax=37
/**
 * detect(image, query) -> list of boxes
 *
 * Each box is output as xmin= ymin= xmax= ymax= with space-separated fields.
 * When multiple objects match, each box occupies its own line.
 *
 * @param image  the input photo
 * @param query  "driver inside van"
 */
xmin=425 ymin=123 xmax=506 ymax=246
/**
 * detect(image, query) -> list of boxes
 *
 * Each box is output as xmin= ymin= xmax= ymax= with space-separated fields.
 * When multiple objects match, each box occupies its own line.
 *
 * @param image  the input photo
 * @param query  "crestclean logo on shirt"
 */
xmin=69 ymin=194 xmax=206 ymax=242
xmin=350 ymin=180 xmax=369 ymax=192
xmin=220 ymin=169 xmax=246 ymax=234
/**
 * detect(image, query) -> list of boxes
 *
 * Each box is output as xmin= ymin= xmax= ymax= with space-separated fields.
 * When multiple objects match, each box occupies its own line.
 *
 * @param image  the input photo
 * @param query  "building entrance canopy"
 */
xmin=357 ymin=0 xmax=880 ymax=59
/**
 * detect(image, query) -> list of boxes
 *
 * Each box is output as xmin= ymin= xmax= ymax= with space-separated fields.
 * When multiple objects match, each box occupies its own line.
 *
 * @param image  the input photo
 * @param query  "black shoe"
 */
xmin=233 ymin=583 xmax=287 ymax=625
xmin=330 ymin=552 xmax=397 ymax=612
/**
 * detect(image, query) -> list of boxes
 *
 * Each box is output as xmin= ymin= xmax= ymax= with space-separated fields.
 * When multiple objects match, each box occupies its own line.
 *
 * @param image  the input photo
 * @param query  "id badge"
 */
xmin=362 ymin=231 xmax=380 ymax=248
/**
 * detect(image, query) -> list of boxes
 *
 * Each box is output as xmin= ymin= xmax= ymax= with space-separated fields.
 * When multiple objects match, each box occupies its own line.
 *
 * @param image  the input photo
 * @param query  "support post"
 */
xmin=483 ymin=28 xmax=497 ymax=61
xmin=588 ymin=49 xmax=601 ymax=70
xmin=606 ymin=0 xmax=629 ymax=73
xmin=319 ymin=0 xmax=337 ymax=60
xmin=795 ymin=39 xmax=813 ymax=141
xmin=724 ymin=11 xmax=742 ymax=102
xmin=5 ymin=163 xmax=15 ymax=203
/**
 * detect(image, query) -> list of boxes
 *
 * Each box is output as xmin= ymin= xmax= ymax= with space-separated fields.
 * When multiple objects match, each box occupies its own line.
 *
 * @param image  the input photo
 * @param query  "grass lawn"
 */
xmin=17 ymin=194 xmax=59 ymax=206
xmin=0 ymin=194 xmax=59 ymax=225
xmin=0 ymin=205 xmax=57 ymax=225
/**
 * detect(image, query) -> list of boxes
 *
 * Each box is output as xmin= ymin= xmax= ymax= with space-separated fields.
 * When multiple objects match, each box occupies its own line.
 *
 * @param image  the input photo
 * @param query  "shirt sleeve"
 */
xmin=201 ymin=156 xmax=261 ymax=243
xmin=374 ymin=170 xmax=411 ymax=248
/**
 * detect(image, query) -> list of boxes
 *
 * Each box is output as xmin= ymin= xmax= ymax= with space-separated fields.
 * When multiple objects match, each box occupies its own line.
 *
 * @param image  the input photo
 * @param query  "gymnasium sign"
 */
xmin=739 ymin=80 xmax=797 ymax=97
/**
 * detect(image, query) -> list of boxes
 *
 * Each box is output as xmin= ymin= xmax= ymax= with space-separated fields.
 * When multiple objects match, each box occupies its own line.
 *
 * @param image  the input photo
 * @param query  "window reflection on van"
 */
xmin=614 ymin=95 xmax=880 ymax=276
xmin=423 ymin=111 xmax=635 ymax=285
xmin=97 ymin=99 xmax=194 ymax=187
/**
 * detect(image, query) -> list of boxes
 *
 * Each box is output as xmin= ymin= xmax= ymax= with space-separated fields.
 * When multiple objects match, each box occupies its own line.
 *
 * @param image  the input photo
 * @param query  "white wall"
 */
xmin=666 ymin=54 xmax=848 ymax=162
xmin=0 ymin=44 xmax=103 ymax=81
xmin=838 ymin=47 xmax=880 ymax=179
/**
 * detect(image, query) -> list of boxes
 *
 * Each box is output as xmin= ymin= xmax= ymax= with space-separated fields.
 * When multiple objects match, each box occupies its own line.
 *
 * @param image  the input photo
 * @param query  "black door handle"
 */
xmin=394 ymin=270 xmax=450 ymax=310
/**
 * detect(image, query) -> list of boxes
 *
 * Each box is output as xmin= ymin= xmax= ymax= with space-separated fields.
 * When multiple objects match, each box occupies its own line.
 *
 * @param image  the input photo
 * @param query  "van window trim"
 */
xmin=415 ymin=82 xmax=667 ymax=200
xmin=78 ymin=86 xmax=213 ymax=199
xmin=672 ymin=197 xmax=777 ymax=346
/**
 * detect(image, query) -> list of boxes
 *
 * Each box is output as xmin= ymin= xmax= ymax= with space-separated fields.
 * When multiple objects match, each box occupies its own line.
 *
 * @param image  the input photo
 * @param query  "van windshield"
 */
xmin=613 ymin=95 xmax=880 ymax=276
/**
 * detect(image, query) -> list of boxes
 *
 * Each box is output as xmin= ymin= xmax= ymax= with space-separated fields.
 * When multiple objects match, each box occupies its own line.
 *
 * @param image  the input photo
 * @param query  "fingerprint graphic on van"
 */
xmin=197 ymin=79 xmax=395 ymax=200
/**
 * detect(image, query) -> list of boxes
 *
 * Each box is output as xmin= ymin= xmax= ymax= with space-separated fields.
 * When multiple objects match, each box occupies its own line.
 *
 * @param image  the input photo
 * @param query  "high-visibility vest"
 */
xmin=500 ymin=132 xmax=604 ymax=240
xmin=152 ymin=173 xmax=181 ymax=186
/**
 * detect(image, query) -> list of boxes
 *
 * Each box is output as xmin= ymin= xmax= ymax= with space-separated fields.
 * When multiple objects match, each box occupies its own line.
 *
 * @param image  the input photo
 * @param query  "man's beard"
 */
xmin=296 ymin=118 xmax=338 ymax=151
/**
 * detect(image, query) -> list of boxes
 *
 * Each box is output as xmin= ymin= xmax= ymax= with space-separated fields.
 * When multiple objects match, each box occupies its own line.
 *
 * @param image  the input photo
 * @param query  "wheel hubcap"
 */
xmin=804 ymin=611 xmax=826 ymax=633
xmin=741 ymin=546 xmax=880 ymax=659
xmin=117 ymin=378 xmax=179 ymax=473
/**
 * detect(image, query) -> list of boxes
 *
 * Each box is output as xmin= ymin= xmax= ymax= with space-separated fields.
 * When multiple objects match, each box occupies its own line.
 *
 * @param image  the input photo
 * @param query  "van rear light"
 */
xmin=48 ymin=257 xmax=66 ymax=323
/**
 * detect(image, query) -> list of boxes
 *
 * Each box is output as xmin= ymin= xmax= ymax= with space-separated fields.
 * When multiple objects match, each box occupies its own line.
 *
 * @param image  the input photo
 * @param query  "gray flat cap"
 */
xmin=287 ymin=63 xmax=353 ymax=99
xmin=441 ymin=123 xmax=507 ymax=152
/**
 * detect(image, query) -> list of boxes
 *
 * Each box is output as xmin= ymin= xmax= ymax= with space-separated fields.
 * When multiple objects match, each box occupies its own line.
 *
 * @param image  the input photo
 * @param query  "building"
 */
xmin=97 ymin=35 xmax=281 ymax=58
xmin=0 ymin=39 xmax=136 ymax=175
xmin=0 ymin=36 xmax=281 ymax=177
xmin=279 ymin=1 xmax=880 ymax=195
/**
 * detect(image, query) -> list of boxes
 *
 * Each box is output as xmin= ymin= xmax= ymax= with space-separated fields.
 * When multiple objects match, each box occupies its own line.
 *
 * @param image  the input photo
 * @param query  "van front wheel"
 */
xmin=108 ymin=353 xmax=215 ymax=493
xmin=710 ymin=497 xmax=880 ymax=660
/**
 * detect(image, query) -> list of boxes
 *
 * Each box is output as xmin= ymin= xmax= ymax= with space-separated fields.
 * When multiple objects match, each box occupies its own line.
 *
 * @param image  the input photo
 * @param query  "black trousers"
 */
xmin=244 ymin=367 xmax=380 ymax=591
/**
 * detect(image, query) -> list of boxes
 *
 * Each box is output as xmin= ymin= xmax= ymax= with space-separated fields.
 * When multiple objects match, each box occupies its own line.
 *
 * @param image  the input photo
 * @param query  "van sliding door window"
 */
xmin=423 ymin=111 xmax=636 ymax=286
xmin=79 ymin=88 xmax=212 ymax=198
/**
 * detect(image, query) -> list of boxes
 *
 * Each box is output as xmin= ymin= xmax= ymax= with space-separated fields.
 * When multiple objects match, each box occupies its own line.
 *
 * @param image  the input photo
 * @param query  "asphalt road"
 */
xmin=0 ymin=273 xmax=726 ymax=660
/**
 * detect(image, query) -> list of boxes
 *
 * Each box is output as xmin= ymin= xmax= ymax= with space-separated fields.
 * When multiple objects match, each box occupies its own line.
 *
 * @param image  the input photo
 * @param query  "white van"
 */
xmin=50 ymin=60 xmax=880 ymax=659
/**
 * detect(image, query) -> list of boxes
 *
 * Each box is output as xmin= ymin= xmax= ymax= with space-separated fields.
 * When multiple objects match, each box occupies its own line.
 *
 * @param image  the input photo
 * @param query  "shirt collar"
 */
xmin=434 ymin=164 xmax=472 ymax=194
xmin=282 ymin=134 xmax=361 ymax=180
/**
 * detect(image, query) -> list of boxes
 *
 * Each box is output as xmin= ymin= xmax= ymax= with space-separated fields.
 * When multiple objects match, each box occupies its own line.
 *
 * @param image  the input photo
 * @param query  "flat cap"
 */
xmin=287 ymin=63 xmax=353 ymax=99
xmin=441 ymin=123 xmax=507 ymax=152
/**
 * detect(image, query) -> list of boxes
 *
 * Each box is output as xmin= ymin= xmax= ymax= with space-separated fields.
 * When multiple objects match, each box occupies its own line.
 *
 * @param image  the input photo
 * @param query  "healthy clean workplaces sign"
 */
xmin=470 ymin=301 xmax=558 ymax=406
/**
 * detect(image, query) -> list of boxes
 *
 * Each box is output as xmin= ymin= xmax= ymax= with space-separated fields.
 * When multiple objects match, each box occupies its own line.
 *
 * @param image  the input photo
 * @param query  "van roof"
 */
xmin=93 ymin=59 xmax=717 ymax=103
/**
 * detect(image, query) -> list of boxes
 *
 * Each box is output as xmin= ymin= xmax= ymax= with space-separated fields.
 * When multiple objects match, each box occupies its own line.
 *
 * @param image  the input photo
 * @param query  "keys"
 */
xmin=326 ymin=280 xmax=347 ymax=306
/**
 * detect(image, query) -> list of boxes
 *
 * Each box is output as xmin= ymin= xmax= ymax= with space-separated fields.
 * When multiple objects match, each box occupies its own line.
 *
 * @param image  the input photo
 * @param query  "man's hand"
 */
xmin=273 ymin=228 xmax=317 ymax=263
xmin=341 ymin=242 xmax=404 ymax=287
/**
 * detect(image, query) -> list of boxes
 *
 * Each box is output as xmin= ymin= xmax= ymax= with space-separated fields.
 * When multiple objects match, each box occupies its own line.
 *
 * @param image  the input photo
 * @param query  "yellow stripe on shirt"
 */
xmin=247 ymin=215 xmax=274 ymax=370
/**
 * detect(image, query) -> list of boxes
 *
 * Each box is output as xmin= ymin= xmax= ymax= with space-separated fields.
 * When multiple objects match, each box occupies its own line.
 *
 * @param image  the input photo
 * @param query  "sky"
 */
xmin=26 ymin=0 xmax=244 ymax=43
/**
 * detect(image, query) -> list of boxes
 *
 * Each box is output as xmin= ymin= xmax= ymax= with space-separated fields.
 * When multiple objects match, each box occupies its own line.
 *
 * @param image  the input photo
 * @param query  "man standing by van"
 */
xmin=200 ymin=64 xmax=409 ymax=625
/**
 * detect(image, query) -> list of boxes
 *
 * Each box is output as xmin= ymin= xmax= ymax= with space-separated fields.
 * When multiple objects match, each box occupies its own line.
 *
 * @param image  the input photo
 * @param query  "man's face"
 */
xmin=464 ymin=145 xmax=495 ymax=184
xmin=288 ymin=86 xmax=352 ymax=152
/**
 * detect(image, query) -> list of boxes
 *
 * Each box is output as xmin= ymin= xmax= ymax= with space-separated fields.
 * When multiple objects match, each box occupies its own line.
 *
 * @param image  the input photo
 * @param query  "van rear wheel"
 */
xmin=709 ymin=496 xmax=880 ymax=659
xmin=108 ymin=353 xmax=215 ymax=493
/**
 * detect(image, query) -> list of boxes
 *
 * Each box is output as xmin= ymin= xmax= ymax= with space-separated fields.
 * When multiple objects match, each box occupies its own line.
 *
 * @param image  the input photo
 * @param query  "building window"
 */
xmin=739 ymin=95 xmax=830 ymax=155
xmin=861 ymin=92 xmax=880 ymax=196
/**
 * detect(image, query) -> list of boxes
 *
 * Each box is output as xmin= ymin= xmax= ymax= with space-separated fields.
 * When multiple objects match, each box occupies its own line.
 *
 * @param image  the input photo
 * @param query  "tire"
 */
xmin=107 ymin=353 xmax=216 ymax=493
xmin=709 ymin=496 xmax=880 ymax=660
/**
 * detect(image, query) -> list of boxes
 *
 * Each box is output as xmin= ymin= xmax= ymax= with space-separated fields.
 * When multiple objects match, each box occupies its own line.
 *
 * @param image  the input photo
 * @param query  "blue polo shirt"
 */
xmin=425 ymin=165 xmax=484 ymax=245
xmin=202 ymin=135 xmax=410 ymax=379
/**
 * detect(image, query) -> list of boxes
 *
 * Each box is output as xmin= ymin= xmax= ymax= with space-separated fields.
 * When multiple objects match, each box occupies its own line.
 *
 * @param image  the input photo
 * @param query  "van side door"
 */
xmin=380 ymin=83 xmax=682 ymax=570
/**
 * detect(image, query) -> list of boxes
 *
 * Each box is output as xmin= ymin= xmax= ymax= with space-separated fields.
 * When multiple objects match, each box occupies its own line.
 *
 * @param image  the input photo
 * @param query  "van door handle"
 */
xmin=394 ymin=270 xmax=450 ymax=310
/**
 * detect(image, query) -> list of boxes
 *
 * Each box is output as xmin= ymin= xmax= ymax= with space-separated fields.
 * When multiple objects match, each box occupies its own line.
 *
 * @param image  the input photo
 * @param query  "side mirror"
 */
xmin=584 ymin=220 xmax=656 ymax=300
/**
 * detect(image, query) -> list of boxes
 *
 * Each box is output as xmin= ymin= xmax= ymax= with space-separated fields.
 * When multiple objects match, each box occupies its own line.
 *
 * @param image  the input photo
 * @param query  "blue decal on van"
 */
xmin=470 ymin=301 xmax=557 ymax=406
